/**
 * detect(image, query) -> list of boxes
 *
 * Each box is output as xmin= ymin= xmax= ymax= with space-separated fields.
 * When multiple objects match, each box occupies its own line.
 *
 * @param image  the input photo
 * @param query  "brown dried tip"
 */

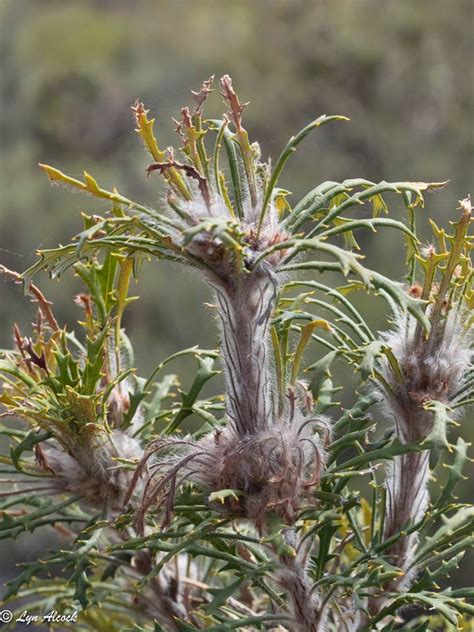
xmin=32 ymin=308 xmax=43 ymax=336
xmin=74 ymin=292 xmax=92 ymax=308
xmin=172 ymin=116 xmax=185 ymax=141
xmin=74 ymin=293 xmax=93 ymax=321
xmin=173 ymin=108 xmax=192 ymax=144
xmin=181 ymin=106 xmax=193 ymax=130
xmin=131 ymin=99 xmax=148 ymax=124
xmin=191 ymin=75 xmax=214 ymax=114
xmin=0 ymin=265 xmax=59 ymax=331
xmin=147 ymin=158 xmax=211 ymax=210
xmin=13 ymin=323 xmax=26 ymax=357
xmin=219 ymin=74 xmax=249 ymax=131
xmin=22 ymin=338 xmax=48 ymax=371
xmin=35 ymin=443 xmax=56 ymax=475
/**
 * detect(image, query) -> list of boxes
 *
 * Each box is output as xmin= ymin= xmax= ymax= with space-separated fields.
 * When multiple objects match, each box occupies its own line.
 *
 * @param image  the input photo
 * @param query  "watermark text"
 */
xmin=0 ymin=609 xmax=79 ymax=626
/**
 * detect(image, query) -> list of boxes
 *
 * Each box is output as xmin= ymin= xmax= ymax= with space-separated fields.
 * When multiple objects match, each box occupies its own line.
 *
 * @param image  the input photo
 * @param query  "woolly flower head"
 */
xmin=380 ymin=307 xmax=472 ymax=437
xmin=128 ymin=411 xmax=331 ymax=533
xmin=0 ymin=264 xmax=145 ymax=515
xmin=379 ymin=200 xmax=473 ymax=441
xmin=40 ymin=431 xmax=143 ymax=514
xmin=132 ymin=74 xmax=293 ymax=287
xmin=176 ymin=192 xmax=289 ymax=287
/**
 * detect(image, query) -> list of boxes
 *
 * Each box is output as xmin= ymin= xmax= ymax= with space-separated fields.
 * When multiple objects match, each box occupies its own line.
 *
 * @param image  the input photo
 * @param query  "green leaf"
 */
xmin=165 ymin=356 xmax=218 ymax=434
xmin=330 ymin=438 xmax=422 ymax=473
xmin=281 ymin=260 xmax=431 ymax=333
xmin=82 ymin=325 xmax=109 ymax=395
xmin=359 ymin=341 xmax=384 ymax=381
xmin=3 ymin=562 xmax=44 ymax=601
xmin=122 ymin=379 xmax=149 ymax=430
xmin=423 ymin=400 xmax=451 ymax=468
xmin=333 ymin=392 xmax=379 ymax=434
xmin=205 ymin=578 xmax=242 ymax=614
xmin=258 ymin=114 xmax=349 ymax=233
xmin=263 ymin=514 xmax=297 ymax=557
xmin=435 ymin=437 xmax=470 ymax=509
xmin=0 ymin=358 xmax=37 ymax=388
xmin=70 ymin=555 xmax=92 ymax=608
xmin=308 ymin=350 xmax=339 ymax=398
xmin=0 ymin=496 xmax=82 ymax=540
xmin=11 ymin=430 xmax=53 ymax=472
xmin=413 ymin=506 xmax=474 ymax=566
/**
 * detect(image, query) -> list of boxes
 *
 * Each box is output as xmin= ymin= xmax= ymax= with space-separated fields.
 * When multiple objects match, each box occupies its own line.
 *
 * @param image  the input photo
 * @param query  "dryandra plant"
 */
xmin=381 ymin=202 xmax=473 ymax=576
xmin=0 ymin=75 xmax=473 ymax=631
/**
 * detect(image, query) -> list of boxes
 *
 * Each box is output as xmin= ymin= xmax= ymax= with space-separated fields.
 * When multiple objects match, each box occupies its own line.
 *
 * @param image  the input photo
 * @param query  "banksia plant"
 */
xmin=0 ymin=261 xmax=144 ymax=513
xmin=0 ymin=258 xmax=219 ymax=630
xmin=0 ymin=76 xmax=472 ymax=631
xmin=124 ymin=76 xmax=336 ymax=537
xmin=380 ymin=199 xmax=473 ymax=580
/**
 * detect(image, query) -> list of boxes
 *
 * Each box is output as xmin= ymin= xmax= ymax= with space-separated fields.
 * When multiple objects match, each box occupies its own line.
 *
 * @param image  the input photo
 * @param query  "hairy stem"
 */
xmin=132 ymin=549 xmax=188 ymax=631
xmin=276 ymin=530 xmax=326 ymax=632
xmin=384 ymin=450 xmax=430 ymax=578
xmin=214 ymin=268 xmax=276 ymax=436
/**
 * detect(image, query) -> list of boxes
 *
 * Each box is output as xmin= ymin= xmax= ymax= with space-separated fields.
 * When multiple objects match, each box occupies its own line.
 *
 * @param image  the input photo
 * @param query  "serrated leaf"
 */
xmin=70 ymin=555 xmax=92 ymax=608
xmin=11 ymin=430 xmax=53 ymax=472
xmin=359 ymin=341 xmax=384 ymax=381
xmin=165 ymin=356 xmax=218 ymax=434
xmin=423 ymin=400 xmax=451 ymax=468
xmin=3 ymin=562 xmax=44 ymax=601
xmin=435 ymin=437 xmax=469 ymax=509
xmin=205 ymin=578 xmax=242 ymax=615
xmin=308 ymin=350 xmax=339 ymax=398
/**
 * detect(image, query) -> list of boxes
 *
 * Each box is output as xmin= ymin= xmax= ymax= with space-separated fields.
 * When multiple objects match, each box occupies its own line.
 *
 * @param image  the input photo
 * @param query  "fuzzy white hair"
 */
xmin=379 ymin=306 xmax=472 ymax=583
xmin=41 ymin=430 xmax=144 ymax=514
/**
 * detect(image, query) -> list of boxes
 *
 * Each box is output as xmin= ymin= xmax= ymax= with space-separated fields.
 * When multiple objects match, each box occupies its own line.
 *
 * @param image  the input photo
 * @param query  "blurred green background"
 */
xmin=0 ymin=0 xmax=473 ymax=613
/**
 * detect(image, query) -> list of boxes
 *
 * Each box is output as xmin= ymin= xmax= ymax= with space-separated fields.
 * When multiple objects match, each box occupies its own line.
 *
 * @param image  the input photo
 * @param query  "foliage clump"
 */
xmin=0 ymin=75 xmax=472 ymax=631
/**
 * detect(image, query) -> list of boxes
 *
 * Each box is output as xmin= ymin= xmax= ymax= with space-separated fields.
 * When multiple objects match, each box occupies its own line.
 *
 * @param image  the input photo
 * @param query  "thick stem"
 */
xmin=214 ymin=269 xmax=276 ymax=436
xmin=352 ymin=451 xmax=431 ymax=631
xmin=276 ymin=530 xmax=327 ymax=632
xmin=384 ymin=450 xmax=430 ymax=579
xmin=352 ymin=443 xmax=431 ymax=630
xmin=132 ymin=549 xmax=187 ymax=631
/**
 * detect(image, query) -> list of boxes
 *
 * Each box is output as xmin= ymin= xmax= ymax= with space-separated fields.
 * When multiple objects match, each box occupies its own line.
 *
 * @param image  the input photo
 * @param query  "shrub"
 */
xmin=0 ymin=75 xmax=472 ymax=631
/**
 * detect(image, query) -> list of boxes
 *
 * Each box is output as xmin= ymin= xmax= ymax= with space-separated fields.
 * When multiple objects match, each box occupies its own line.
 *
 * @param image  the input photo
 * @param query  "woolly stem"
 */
xmin=276 ymin=530 xmax=327 ymax=632
xmin=214 ymin=267 xmax=277 ymax=436
xmin=132 ymin=549 xmax=187 ymax=631
xmin=384 ymin=450 xmax=430 ymax=580
xmin=352 ymin=451 xmax=431 ymax=630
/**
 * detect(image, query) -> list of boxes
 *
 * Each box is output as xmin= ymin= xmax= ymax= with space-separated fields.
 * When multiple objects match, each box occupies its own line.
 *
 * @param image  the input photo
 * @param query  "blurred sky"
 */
xmin=0 ymin=0 xmax=473 ymax=598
